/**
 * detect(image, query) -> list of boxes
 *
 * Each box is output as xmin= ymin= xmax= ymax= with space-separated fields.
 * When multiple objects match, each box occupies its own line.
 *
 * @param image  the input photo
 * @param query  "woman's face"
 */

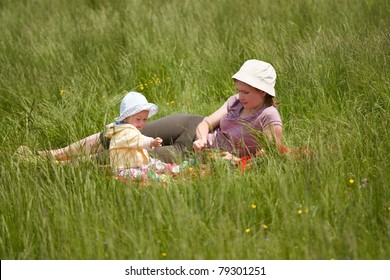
xmin=124 ymin=110 xmax=149 ymax=130
xmin=234 ymin=80 xmax=267 ymax=110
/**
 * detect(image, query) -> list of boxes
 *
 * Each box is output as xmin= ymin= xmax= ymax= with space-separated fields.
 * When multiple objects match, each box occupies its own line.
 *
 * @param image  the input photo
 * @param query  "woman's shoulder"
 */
xmin=259 ymin=105 xmax=282 ymax=125
xmin=262 ymin=105 xmax=280 ymax=114
xmin=226 ymin=94 xmax=239 ymax=109
xmin=227 ymin=94 xmax=239 ymax=102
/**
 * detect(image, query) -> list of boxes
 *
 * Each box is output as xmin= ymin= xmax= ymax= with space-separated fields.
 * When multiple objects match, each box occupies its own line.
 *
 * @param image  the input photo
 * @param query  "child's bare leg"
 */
xmin=38 ymin=133 xmax=103 ymax=160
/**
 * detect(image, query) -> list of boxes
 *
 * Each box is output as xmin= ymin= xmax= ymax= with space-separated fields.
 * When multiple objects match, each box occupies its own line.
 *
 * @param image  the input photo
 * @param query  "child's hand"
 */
xmin=150 ymin=137 xmax=163 ymax=148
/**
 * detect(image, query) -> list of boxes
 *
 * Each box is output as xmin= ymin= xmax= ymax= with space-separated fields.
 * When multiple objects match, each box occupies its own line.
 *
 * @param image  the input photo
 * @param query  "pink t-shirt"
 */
xmin=208 ymin=94 xmax=282 ymax=157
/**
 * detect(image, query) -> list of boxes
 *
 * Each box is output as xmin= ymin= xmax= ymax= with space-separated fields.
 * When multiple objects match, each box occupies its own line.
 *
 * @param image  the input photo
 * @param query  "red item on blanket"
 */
xmin=234 ymin=156 xmax=252 ymax=173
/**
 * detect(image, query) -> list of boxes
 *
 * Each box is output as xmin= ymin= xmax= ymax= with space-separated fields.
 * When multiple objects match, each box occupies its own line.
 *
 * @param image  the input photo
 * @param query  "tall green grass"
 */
xmin=1 ymin=0 xmax=389 ymax=259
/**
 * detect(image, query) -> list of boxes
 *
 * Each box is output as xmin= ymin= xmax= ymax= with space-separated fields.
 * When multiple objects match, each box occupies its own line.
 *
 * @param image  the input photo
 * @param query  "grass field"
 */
xmin=0 ymin=0 xmax=389 ymax=260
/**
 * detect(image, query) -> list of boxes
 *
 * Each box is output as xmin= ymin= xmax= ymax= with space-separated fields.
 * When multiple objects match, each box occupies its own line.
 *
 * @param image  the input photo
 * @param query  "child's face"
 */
xmin=124 ymin=110 xmax=149 ymax=130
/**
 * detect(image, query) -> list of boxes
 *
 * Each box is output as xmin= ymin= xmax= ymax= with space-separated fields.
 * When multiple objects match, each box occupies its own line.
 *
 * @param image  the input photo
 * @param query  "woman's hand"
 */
xmin=206 ymin=151 xmax=240 ymax=163
xmin=193 ymin=138 xmax=207 ymax=152
xmin=150 ymin=137 xmax=163 ymax=148
xmin=220 ymin=151 xmax=240 ymax=162
xmin=193 ymin=102 xmax=228 ymax=153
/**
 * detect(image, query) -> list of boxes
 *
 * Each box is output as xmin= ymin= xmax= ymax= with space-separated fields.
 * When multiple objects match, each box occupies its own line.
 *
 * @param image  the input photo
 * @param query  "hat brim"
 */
xmin=115 ymin=103 xmax=158 ymax=121
xmin=232 ymin=72 xmax=276 ymax=97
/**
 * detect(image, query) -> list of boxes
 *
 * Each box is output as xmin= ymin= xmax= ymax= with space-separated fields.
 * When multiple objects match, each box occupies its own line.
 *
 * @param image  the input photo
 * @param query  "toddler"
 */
xmin=105 ymin=91 xmax=177 ymax=181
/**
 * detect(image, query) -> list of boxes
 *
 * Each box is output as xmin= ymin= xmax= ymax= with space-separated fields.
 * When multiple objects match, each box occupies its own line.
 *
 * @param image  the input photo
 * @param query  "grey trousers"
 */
xmin=100 ymin=114 xmax=205 ymax=162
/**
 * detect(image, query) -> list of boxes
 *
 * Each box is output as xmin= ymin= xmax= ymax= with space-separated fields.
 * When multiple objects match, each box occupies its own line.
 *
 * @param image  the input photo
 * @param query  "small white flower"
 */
xmin=171 ymin=166 xmax=181 ymax=173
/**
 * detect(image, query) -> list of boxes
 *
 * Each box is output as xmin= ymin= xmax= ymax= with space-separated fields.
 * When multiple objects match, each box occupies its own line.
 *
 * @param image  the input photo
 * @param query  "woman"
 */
xmin=35 ymin=59 xmax=283 ymax=163
xmin=193 ymin=59 xmax=282 ymax=161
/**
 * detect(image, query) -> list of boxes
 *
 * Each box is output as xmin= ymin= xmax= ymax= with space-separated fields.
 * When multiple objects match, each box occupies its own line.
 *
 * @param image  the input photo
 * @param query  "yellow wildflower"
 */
xmin=251 ymin=204 xmax=257 ymax=209
xmin=161 ymin=252 xmax=167 ymax=257
xmin=297 ymin=209 xmax=303 ymax=215
xmin=245 ymin=228 xmax=251 ymax=233
xmin=348 ymin=178 xmax=355 ymax=184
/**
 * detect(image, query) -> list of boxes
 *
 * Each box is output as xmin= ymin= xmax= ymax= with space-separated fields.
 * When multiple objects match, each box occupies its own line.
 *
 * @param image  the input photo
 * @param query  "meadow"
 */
xmin=0 ymin=0 xmax=389 ymax=259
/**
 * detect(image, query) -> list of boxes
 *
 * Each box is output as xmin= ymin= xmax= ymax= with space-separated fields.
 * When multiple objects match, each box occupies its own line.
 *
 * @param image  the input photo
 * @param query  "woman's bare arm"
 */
xmin=193 ymin=101 xmax=228 ymax=151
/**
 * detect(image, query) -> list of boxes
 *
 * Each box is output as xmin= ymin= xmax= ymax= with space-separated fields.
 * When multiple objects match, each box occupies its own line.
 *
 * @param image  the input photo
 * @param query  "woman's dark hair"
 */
xmin=264 ymin=94 xmax=276 ymax=106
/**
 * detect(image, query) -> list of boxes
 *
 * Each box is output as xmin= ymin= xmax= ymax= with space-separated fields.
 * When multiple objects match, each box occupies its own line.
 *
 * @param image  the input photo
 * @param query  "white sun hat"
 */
xmin=115 ymin=91 xmax=158 ymax=122
xmin=232 ymin=59 xmax=277 ymax=97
